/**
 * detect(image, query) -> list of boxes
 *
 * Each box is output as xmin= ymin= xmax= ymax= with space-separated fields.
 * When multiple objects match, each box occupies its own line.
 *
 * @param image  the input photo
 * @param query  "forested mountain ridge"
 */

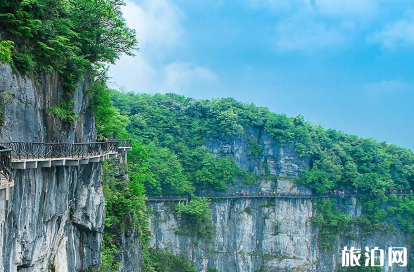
xmin=112 ymin=91 xmax=414 ymax=196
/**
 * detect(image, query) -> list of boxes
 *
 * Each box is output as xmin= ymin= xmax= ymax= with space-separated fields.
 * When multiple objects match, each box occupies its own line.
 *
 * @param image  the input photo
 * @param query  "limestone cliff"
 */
xmin=149 ymin=128 xmax=413 ymax=272
xmin=0 ymin=64 xmax=95 ymax=143
xmin=0 ymin=63 xmax=103 ymax=272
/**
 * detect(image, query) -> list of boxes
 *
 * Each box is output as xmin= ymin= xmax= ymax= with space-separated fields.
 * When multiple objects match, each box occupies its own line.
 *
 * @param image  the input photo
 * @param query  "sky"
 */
xmin=108 ymin=0 xmax=414 ymax=151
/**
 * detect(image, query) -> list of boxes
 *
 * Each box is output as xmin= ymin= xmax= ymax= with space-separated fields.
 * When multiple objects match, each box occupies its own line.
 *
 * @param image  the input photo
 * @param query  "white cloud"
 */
xmin=247 ymin=0 xmax=382 ymax=52
xmin=312 ymin=0 xmax=377 ymax=18
xmin=123 ymin=0 xmax=185 ymax=52
xmin=109 ymin=55 xmax=217 ymax=94
xmin=161 ymin=63 xmax=217 ymax=94
xmin=246 ymin=0 xmax=302 ymax=12
xmin=369 ymin=11 xmax=414 ymax=49
xmin=109 ymin=0 xmax=218 ymax=94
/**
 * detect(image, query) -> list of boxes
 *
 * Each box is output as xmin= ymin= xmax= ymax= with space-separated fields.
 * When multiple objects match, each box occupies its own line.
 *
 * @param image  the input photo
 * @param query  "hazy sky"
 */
xmin=109 ymin=0 xmax=414 ymax=151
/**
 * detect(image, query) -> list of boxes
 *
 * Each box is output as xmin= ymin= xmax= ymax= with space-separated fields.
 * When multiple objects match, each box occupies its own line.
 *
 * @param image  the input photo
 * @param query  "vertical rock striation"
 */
xmin=149 ymin=196 xmax=412 ymax=272
xmin=149 ymin=197 xmax=317 ymax=272
xmin=0 ymin=64 xmax=105 ymax=272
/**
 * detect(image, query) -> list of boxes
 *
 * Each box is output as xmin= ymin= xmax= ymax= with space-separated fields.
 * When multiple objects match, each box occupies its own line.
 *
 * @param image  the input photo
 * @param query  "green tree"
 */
xmin=300 ymin=169 xmax=334 ymax=194
xmin=175 ymin=197 xmax=214 ymax=238
xmin=0 ymin=0 xmax=137 ymax=124
xmin=195 ymin=154 xmax=239 ymax=191
xmin=146 ymin=143 xmax=193 ymax=195
xmin=148 ymin=249 xmax=197 ymax=272
xmin=90 ymin=82 xmax=129 ymax=138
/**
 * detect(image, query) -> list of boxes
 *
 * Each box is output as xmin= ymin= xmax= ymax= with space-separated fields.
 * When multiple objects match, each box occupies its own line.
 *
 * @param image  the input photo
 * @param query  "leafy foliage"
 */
xmin=100 ymin=89 xmax=414 ymax=261
xmin=0 ymin=0 xmax=136 ymax=83
xmin=300 ymin=169 xmax=333 ymax=194
xmin=247 ymin=136 xmax=263 ymax=157
xmin=146 ymin=249 xmax=197 ymax=272
xmin=90 ymin=82 xmax=129 ymax=138
xmin=102 ymin=144 xmax=200 ymax=271
xmin=101 ymin=232 xmax=121 ymax=272
xmin=195 ymin=153 xmax=240 ymax=191
xmin=386 ymin=195 xmax=414 ymax=233
xmin=49 ymin=99 xmax=77 ymax=124
xmin=312 ymin=199 xmax=352 ymax=250
xmin=102 ymin=156 xmax=153 ymax=271
xmin=0 ymin=0 xmax=137 ymax=124
xmin=109 ymin=92 xmax=414 ymax=245
xmin=110 ymin=93 xmax=258 ymax=194
xmin=111 ymin=92 xmax=414 ymax=196
xmin=175 ymin=197 xmax=214 ymax=239
xmin=0 ymin=40 xmax=14 ymax=63
xmin=145 ymin=142 xmax=193 ymax=195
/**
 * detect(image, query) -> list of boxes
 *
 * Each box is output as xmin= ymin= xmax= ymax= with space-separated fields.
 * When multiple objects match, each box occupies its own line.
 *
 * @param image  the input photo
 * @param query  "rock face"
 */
xmin=0 ymin=164 xmax=104 ymax=272
xmin=114 ymin=216 xmax=143 ymax=272
xmin=149 ymin=129 xmax=413 ymax=272
xmin=149 ymin=195 xmax=412 ymax=272
xmin=0 ymin=64 xmax=96 ymax=143
xmin=206 ymin=127 xmax=309 ymax=179
xmin=150 ymin=197 xmax=317 ymax=272
xmin=0 ymin=64 xmax=104 ymax=272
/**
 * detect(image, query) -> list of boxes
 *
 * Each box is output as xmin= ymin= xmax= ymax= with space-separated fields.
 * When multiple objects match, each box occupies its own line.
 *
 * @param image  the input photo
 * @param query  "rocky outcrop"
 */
xmin=0 ymin=64 xmax=104 ymax=272
xmin=206 ymin=127 xmax=309 ymax=178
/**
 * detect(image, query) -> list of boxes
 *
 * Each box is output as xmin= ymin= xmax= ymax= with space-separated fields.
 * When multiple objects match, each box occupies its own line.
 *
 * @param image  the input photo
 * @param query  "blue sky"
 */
xmin=109 ymin=0 xmax=414 ymax=151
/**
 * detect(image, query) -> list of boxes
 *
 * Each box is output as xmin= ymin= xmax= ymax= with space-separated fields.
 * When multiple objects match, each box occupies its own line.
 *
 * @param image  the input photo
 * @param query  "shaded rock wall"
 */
xmin=0 ymin=64 xmax=105 ymax=272
xmin=206 ymin=127 xmax=309 ymax=179
xmin=115 ymin=216 xmax=143 ymax=272
xmin=0 ymin=164 xmax=104 ymax=272
xmin=0 ymin=64 xmax=95 ymax=143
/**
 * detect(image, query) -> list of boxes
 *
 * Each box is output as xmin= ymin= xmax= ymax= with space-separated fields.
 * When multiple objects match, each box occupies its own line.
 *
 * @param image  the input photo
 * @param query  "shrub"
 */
xmin=0 ymin=40 xmax=14 ymax=64
xmin=175 ymin=197 xmax=214 ymax=239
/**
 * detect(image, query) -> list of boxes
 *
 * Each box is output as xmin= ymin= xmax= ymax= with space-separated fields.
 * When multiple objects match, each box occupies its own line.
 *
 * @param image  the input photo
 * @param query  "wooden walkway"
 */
xmin=147 ymin=193 xmax=414 ymax=202
xmin=0 ymin=140 xmax=132 ymax=201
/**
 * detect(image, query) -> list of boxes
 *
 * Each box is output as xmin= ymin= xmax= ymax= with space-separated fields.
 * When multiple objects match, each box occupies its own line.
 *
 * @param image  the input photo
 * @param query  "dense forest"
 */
xmin=110 ymin=92 xmax=414 ymax=196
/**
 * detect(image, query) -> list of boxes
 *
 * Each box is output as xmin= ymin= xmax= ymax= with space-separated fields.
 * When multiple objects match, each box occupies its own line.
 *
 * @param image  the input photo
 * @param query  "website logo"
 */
xmin=341 ymin=246 xmax=407 ymax=267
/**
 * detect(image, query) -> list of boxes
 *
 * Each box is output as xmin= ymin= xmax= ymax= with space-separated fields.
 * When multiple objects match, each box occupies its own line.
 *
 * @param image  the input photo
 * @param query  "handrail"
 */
xmin=118 ymin=139 xmax=132 ymax=147
xmin=0 ymin=140 xmax=131 ymax=160
xmin=0 ymin=146 xmax=12 ymax=182
xmin=147 ymin=191 xmax=414 ymax=201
